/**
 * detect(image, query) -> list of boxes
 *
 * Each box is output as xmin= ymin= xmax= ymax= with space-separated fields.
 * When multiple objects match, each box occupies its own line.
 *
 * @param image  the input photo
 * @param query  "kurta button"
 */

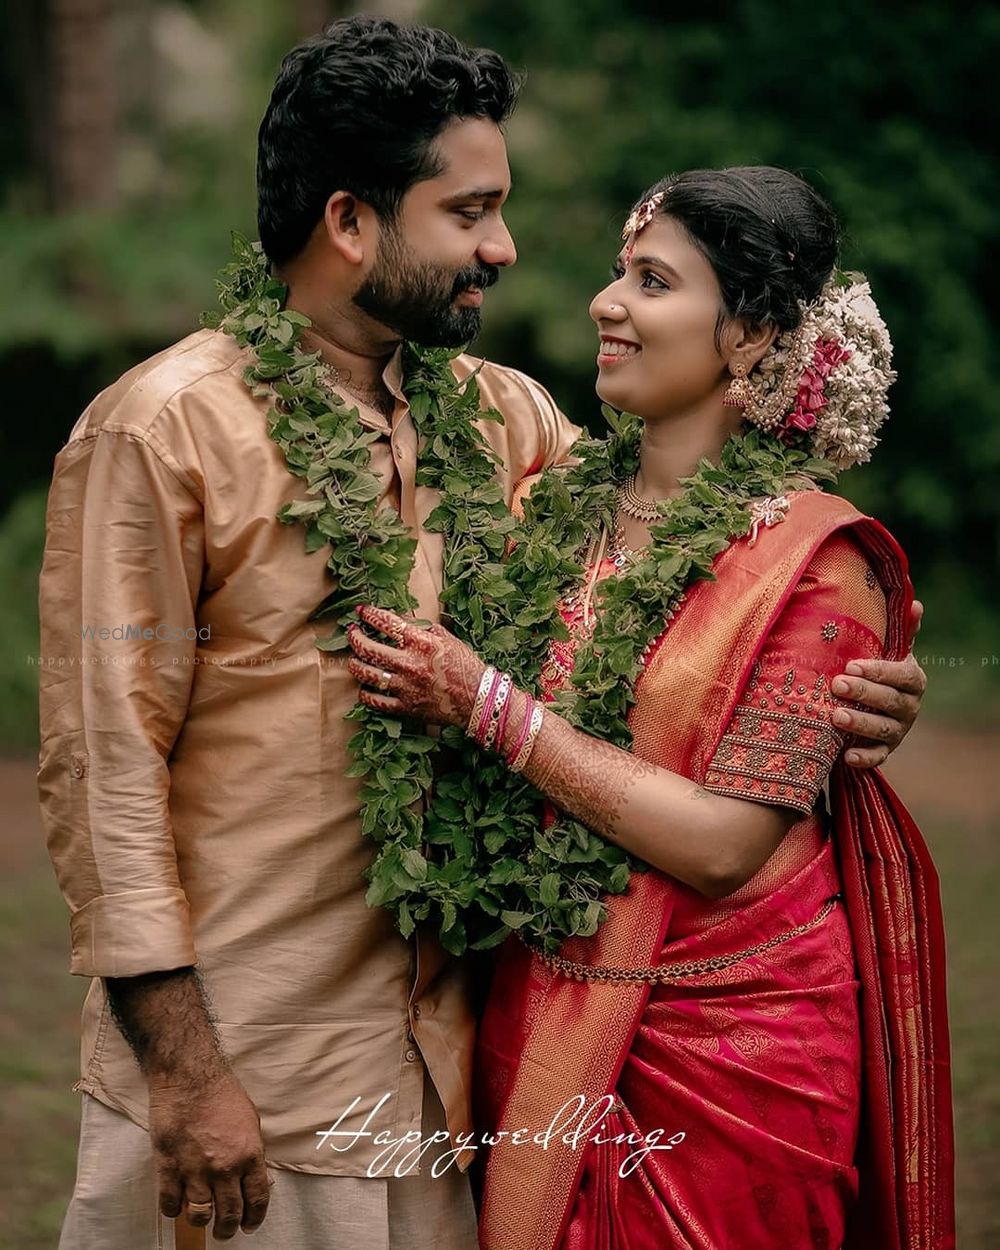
xmin=412 ymin=1004 xmax=422 ymax=1019
xmin=71 ymin=758 xmax=85 ymax=778
xmin=404 ymin=1048 xmax=418 ymax=1063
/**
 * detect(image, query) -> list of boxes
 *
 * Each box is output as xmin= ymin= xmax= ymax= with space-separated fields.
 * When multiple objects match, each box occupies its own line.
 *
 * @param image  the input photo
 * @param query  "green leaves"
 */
xmin=212 ymin=236 xmax=830 ymax=960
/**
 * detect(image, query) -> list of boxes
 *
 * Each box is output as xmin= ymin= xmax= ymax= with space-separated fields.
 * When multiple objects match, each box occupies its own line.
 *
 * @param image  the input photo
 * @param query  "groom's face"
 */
xmin=353 ymin=117 xmax=517 ymax=346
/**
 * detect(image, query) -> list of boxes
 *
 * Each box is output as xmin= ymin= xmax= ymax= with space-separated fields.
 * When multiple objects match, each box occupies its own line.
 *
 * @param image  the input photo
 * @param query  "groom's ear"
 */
xmin=322 ymin=191 xmax=374 ymax=266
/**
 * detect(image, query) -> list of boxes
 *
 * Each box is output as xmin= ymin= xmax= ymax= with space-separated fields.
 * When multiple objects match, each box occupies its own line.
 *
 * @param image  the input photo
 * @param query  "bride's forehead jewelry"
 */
xmin=621 ymin=190 xmax=666 ymax=265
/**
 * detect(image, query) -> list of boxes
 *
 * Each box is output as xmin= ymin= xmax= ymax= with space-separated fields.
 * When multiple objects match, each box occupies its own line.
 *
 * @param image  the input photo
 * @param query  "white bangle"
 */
xmin=467 ymin=666 xmax=497 ymax=739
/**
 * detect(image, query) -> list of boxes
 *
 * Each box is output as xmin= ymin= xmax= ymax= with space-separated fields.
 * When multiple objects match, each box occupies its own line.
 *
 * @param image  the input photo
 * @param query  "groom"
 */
xmin=38 ymin=16 xmax=927 ymax=1249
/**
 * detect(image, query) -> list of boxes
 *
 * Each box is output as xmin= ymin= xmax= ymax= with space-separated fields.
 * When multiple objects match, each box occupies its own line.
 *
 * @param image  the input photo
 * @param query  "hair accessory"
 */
xmin=621 ymin=190 xmax=666 ymax=264
xmin=722 ymin=360 xmax=756 ymax=409
xmin=739 ymin=275 xmax=896 ymax=469
xmin=621 ymin=191 xmax=666 ymax=241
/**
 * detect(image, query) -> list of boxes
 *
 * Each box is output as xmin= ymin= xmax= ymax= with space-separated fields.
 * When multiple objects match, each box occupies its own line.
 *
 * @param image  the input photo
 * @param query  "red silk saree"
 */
xmin=476 ymin=492 xmax=954 ymax=1250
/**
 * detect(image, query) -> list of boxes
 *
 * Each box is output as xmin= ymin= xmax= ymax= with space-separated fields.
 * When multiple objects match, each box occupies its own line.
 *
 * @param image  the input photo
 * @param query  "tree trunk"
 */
xmin=48 ymin=0 xmax=117 ymax=210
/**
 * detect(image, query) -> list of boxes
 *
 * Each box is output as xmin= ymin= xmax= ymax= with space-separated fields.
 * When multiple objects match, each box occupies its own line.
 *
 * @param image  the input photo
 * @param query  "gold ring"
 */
xmin=377 ymin=670 xmax=393 ymax=692
xmin=389 ymin=620 xmax=407 ymax=645
xmin=186 ymin=1201 xmax=213 ymax=1214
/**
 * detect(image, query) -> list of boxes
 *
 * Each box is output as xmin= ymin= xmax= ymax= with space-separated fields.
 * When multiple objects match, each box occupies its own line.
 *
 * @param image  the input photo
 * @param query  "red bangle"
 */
xmin=495 ymin=686 xmax=514 ymax=752
xmin=505 ymin=695 xmax=535 ymax=767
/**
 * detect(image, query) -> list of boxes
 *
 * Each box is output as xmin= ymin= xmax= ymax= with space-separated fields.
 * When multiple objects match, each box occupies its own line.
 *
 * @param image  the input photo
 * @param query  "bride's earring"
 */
xmin=722 ymin=360 xmax=756 ymax=409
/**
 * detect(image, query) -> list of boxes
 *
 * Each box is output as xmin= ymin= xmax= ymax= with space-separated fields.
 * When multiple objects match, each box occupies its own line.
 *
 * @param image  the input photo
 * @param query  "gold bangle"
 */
xmin=467 ymin=667 xmax=497 ymax=739
xmin=510 ymin=704 xmax=544 ymax=773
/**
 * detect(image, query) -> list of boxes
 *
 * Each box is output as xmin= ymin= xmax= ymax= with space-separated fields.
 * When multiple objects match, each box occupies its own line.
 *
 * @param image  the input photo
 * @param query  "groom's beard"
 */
xmin=353 ymin=228 xmax=499 ymax=348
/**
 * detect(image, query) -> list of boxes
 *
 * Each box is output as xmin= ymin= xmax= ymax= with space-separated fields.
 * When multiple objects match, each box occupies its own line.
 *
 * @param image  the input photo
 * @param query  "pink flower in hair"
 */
xmin=783 ymin=336 xmax=852 ymax=434
xmin=786 ymin=406 xmax=818 ymax=432
xmin=749 ymin=276 xmax=895 ymax=469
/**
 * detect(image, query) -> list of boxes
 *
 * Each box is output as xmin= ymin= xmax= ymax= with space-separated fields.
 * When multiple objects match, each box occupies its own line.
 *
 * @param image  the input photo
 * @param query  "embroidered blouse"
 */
xmin=540 ymin=529 xmax=887 ymax=817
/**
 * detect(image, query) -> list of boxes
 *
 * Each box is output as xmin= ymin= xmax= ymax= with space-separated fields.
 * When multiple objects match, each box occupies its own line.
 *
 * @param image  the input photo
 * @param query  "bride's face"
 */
xmin=589 ymin=216 xmax=730 ymax=420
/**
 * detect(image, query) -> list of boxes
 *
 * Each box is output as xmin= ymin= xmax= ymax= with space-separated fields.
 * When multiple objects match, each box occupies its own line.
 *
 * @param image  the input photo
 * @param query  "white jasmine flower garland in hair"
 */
xmin=748 ymin=273 xmax=896 ymax=469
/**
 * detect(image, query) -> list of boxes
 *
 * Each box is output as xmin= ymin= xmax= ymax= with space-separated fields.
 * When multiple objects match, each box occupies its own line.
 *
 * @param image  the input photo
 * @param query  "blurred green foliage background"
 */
xmin=0 ymin=3 xmax=997 ymax=1245
xmin=1 ymin=0 xmax=998 ymax=753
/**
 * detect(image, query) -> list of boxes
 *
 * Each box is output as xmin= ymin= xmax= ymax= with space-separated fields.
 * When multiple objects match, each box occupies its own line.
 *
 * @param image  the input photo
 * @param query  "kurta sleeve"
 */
xmin=515 ymin=372 xmax=580 ymax=471
xmin=38 ymin=427 xmax=204 ymax=977
xmin=507 ymin=380 xmax=580 ymax=514
xmin=703 ymin=531 xmax=889 ymax=816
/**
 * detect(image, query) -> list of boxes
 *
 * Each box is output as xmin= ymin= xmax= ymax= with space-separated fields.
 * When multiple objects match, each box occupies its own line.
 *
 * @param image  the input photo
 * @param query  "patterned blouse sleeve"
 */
xmin=703 ymin=531 xmax=889 ymax=816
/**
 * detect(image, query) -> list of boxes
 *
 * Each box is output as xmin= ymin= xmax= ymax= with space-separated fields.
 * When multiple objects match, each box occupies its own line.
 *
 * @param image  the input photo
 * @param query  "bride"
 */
xmin=346 ymin=166 xmax=953 ymax=1250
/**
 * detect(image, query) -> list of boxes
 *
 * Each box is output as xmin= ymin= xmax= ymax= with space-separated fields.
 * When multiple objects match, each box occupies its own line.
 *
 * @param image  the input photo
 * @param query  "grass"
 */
xmin=0 ymin=866 xmax=86 ymax=1248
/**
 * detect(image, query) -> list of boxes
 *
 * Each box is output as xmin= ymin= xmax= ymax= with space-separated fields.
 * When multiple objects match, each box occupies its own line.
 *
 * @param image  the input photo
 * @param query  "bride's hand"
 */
xmin=346 ymin=605 xmax=487 ymax=729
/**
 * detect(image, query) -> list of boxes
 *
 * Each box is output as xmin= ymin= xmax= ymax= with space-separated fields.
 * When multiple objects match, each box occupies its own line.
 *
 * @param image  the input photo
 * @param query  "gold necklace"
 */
xmin=618 ymin=475 xmax=665 ymax=523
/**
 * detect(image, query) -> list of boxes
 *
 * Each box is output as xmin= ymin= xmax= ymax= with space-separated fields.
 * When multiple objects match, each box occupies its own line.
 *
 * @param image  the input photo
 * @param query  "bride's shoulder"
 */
xmin=781 ymin=488 xmax=867 ymax=527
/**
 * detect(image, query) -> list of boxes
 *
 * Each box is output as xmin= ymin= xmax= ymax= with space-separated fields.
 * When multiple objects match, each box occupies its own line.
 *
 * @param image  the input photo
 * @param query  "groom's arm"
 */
xmin=38 ymin=426 xmax=268 ymax=1240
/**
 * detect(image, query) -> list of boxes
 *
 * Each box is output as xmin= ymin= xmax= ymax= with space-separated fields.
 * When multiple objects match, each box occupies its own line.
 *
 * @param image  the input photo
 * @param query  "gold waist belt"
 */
xmin=524 ymin=895 xmax=839 ymax=984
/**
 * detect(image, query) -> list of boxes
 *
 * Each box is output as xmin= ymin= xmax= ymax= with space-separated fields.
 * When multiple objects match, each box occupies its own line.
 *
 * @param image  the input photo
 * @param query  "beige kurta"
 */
xmin=37 ymin=326 xmax=579 ymax=1176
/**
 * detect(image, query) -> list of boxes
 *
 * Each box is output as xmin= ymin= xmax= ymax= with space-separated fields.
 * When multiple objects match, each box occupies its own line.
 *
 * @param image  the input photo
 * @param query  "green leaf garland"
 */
xmin=205 ymin=234 xmax=837 ymax=955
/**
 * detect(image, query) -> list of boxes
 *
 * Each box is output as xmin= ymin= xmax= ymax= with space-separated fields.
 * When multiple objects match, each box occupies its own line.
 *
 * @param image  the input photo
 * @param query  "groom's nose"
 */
xmin=478 ymin=216 xmax=517 ymax=268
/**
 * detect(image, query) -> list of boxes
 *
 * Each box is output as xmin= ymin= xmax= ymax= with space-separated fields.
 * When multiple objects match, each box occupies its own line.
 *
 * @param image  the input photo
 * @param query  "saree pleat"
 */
xmin=477 ymin=492 xmax=954 ymax=1250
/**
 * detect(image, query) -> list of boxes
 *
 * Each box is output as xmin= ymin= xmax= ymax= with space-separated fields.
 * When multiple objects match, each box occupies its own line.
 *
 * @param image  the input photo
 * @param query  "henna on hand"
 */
xmin=349 ymin=609 xmax=793 ymax=897
xmin=348 ymin=607 xmax=487 ymax=728
xmin=510 ymin=703 xmax=795 ymax=898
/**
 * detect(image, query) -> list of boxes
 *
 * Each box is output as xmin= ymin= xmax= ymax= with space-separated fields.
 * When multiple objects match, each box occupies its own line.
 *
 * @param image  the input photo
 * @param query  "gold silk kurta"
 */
xmin=37 ymin=326 xmax=579 ymax=1176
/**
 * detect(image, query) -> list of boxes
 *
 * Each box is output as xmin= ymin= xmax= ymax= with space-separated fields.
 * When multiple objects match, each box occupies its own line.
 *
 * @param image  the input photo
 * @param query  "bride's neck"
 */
xmin=633 ymin=401 xmax=743 ymax=500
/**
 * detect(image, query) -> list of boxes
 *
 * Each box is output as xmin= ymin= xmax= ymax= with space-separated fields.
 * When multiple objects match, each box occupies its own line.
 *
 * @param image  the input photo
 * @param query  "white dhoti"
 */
xmin=58 ymin=1082 xmax=478 ymax=1250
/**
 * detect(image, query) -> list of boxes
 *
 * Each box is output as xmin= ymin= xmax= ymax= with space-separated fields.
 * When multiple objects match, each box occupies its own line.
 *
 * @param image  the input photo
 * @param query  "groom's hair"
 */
xmin=257 ymin=17 xmax=520 ymax=265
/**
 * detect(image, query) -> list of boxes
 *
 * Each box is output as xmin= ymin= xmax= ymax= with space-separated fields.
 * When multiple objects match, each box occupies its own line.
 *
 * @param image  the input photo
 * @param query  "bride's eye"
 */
xmin=640 ymin=270 xmax=669 ymax=290
xmin=610 ymin=261 xmax=625 ymax=280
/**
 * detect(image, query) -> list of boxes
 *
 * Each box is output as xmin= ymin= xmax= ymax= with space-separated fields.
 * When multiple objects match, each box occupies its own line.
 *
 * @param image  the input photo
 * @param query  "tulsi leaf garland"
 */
xmin=205 ymin=233 xmax=836 ymax=955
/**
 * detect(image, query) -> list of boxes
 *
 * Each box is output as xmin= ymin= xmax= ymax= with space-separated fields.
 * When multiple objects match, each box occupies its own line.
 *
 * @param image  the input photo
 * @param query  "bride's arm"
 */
xmin=346 ymin=606 xmax=797 ymax=899
xmin=504 ymin=686 xmax=797 ymax=898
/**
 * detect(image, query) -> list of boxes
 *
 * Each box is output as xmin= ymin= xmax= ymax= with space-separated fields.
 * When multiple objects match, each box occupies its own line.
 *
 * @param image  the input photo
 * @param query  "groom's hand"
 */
xmin=104 ymin=968 xmax=270 ymax=1240
xmin=830 ymin=599 xmax=927 ymax=768
xmin=150 ymin=1067 xmax=270 ymax=1241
